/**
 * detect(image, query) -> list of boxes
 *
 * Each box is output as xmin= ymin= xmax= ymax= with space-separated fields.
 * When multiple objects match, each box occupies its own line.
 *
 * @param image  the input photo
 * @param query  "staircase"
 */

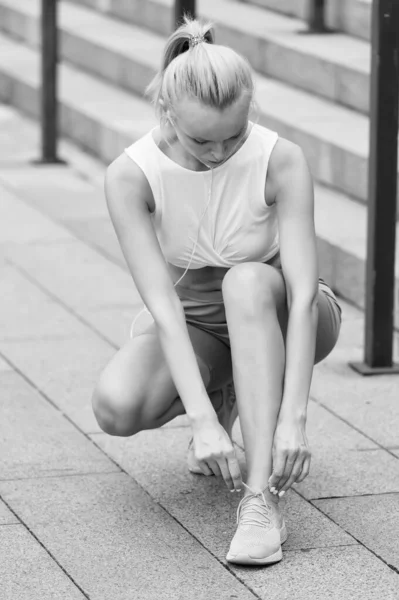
xmin=0 ymin=0 xmax=397 ymax=326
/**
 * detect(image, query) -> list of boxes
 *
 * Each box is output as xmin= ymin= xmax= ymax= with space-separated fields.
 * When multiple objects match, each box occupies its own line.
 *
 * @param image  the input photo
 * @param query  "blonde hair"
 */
xmin=145 ymin=15 xmax=254 ymax=125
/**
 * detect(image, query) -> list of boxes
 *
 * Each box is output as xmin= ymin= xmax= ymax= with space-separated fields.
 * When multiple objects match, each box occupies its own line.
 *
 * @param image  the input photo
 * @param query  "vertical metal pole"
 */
xmin=38 ymin=0 xmax=63 ymax=163
xmin=174 ymin=0 xmax=196 ymax=28
xmin=350 ymin=0 xmax=399 ymax=376
xmin=308 ymin=0 xmax=328 ymax=32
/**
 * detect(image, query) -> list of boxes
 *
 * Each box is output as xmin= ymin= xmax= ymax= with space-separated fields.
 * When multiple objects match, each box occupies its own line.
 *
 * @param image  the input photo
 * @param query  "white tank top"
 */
xmin=124 ymin=122 xmax=279 ymax=268
xmin=124 ymin=121 xmax=279 ymax=337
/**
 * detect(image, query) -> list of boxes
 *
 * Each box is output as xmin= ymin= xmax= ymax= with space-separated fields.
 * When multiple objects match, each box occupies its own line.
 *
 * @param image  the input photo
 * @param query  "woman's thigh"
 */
xmin=314 ymin=286 xmax=342 ymax=364
xmin=92 ymin=319 xmax=233 ymax=433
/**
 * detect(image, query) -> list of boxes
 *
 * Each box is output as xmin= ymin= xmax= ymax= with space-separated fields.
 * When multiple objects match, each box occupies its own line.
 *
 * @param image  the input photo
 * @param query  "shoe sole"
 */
xmin=226 ymin=525 xmax=288 ymax=565
xmin=226 ymin=547 xmax=283 ymax=565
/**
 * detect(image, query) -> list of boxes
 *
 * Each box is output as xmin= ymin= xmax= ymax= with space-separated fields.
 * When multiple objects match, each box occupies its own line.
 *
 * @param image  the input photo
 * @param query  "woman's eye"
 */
xmin=194 ymin=139 xmax=207 ymax=145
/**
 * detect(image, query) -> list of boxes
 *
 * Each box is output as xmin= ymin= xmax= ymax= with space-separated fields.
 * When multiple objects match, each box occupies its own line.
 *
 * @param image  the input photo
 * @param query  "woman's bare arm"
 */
xmin=105 ymin=153 xmax=218 ymax=426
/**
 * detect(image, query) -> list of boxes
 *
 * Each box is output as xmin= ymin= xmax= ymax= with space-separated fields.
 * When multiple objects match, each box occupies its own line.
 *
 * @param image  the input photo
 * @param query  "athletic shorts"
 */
xmin=173 ymin=275 xmax=342 ymax=393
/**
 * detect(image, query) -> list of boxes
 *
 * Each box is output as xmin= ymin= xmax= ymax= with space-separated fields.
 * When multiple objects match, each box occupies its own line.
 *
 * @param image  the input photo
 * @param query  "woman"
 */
xmin=92 ymin=16 xmax=342 ymax=566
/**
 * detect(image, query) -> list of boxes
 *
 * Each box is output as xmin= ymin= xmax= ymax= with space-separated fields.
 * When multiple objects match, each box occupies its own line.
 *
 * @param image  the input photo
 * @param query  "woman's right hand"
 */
xmin=191 ymin=421 xmax=242 ymax=491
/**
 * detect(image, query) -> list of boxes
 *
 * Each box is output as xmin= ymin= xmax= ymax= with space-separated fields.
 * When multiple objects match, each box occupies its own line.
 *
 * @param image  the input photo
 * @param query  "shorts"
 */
xmin=174 ymin=275 xmax=342 ymax=393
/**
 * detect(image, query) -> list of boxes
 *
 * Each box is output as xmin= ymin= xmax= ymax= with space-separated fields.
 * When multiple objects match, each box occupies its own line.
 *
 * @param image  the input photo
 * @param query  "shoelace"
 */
xmin=236 ymin=482 xmax=273 ymax=528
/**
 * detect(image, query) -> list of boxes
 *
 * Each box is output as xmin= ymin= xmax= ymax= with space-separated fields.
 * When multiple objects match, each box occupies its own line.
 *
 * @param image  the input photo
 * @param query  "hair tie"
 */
xmin=189 ymin=34 xmax=206 ymax=48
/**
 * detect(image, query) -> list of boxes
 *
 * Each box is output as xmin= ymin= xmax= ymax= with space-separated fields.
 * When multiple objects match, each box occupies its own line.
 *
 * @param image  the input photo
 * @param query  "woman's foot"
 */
xmin=226 ymin=482 xmax=288 ymax=565
xmin=187 ymin=382 xmax=238 ymax=474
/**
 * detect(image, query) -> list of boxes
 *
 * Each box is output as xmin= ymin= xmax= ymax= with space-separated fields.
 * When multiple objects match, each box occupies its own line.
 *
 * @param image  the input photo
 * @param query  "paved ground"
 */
xmin=1 ymin=103 xmax=399 ymax=600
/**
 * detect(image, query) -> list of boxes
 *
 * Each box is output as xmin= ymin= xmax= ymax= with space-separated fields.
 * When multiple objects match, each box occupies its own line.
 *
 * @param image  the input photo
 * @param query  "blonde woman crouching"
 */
xmin=92 ymin=16 xmax=342 ymax=566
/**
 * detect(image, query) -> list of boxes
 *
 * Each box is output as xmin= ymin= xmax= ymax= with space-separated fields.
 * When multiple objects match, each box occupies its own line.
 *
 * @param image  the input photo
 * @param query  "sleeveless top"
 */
xmin=124 ymin=122 xmax=280 ymax=270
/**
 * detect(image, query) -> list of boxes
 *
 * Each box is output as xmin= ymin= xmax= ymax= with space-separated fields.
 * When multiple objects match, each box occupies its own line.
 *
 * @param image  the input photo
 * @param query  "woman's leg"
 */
xmin=222 ymin=263 xmax=341 ymax=493
xmin=91 ymin=320 xmax=232 ymax=436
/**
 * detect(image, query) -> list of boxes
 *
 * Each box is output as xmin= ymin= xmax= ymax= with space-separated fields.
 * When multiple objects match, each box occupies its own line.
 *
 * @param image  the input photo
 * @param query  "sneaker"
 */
xmin=187 ymin=382 xmax=238 ymax=474
xmin=226 ymin=482 xmax=288 ymax=565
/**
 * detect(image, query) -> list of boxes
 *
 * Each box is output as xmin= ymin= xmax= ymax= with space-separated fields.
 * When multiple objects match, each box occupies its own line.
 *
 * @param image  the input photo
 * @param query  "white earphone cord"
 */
xmin=129 ymin=119 xmax=257 ymax=339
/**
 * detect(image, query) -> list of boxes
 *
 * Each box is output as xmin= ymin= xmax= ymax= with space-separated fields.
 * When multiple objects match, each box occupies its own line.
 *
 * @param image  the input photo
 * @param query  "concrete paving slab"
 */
xmin=230 ymin=546 xmax=398 ymax=600
xmin=0 ymin=334 xmax=115 ymax=434
xmin=0 ymin=372 xmax=119 ymax=479
xmin=0 ymin=499 xmax=19 ymax=524
xmin=0 ymin=183 xmax=73 ymax=244
xmin=0 ymin=526 xmax=85 ymax=599
xmin=6 ymin=239 xmax=140 ymax=310
xmin=294 ymin=401 xmax=399 ymax=499
xmin=0 ymin=473 xmax=258 ymax=600
xmin=311 ymin=359 xmax=399 ymax=452
xmin=0 ymin=165 xmax=109 ymax=221
xmin=314 ymin=494 xmax=399 ymax=571
xmin=90 ymin=427 xmax=356 ymax=555
xmin=0 ymin=265 xmax=93 ymax=341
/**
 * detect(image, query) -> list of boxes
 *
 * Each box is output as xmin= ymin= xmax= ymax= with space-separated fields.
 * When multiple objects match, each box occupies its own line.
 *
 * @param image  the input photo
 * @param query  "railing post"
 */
xmin=307 ymin=0 xmax=329 ymax=33
xmin=350 ymin=0 xmax=399 ymax=376
xmin=36 ymin=0 xmax=65 ymax=164
xmin=174 ymin=0 xmax=196 ymax=28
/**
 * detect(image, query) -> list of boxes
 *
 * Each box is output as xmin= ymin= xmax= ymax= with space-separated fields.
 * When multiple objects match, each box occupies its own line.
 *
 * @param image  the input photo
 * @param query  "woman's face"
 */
xmin=168 ymin=93 xmax=251 ymax=168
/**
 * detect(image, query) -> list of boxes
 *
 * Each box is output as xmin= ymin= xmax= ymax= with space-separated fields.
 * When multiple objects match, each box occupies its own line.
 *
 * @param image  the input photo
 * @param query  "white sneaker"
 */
xmin=226 ymin=482 xmax=288 ymax=565
xmin=187 ymin=382 xmax=238 ymax=474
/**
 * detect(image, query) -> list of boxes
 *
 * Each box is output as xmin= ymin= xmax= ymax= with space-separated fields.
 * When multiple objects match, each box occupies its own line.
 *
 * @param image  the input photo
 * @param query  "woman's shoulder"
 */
xmin=105 ymin=151 xmax=155 ymax=212
xmin=267 ymin=136 xmax=309 ymax=188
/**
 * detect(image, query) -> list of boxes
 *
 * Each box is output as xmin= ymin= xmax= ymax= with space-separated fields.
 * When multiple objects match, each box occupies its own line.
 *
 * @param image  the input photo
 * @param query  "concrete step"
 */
xmin=1 ymin=2 xmax=396 ymax=214
xmin=56 ymin=0 xmax=371 ymax=115
xmin=239 ymin=0 xmax=372 ymax=41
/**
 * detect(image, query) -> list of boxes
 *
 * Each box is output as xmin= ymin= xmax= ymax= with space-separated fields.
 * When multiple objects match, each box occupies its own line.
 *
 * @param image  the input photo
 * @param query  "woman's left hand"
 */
xmin=268 ymin=420 xmax=311 ymax=496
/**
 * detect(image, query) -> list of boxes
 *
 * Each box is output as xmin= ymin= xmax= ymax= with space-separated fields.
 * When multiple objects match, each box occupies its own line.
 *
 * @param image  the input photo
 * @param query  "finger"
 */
xmin=295 ymin=455 xmax=311 ymax=483
xmin=217 ymin=458 xmax=234 ymax=490
xmin=279 ymin=455 xmax=305 ymax=493
xmin=276 ymin=453 xmax=299 ymax=493
xmin=268 ymin=453 xmax=288 ymax=493
xmin=206 ymin=459 xmax=222 ymax=478
xmin=227 ymin=455 xmax=242 ymax=491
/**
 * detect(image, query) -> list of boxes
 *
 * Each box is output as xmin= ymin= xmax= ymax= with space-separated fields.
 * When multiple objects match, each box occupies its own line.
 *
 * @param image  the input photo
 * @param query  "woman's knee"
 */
xmin=91 ymin=378 xmax=143 ymax=437
xmin=222 ymin=263 xmax=286 ymax=314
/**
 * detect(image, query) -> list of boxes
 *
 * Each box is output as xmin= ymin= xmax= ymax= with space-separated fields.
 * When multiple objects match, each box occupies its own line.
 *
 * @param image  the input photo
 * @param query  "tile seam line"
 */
xmin=84 ymin=437 xmax=263 ymax=599
xmin=309 ymin=395 xmax=399 ymax=459
xmin=306 ymin=493 xmax=399 ymax=575
xmin=4 ymin=258 xmax=120 ymax=350
xmin=0 ymin=494 xmax=91 ymax=599
xmin=0 ymin=470 xmax=124 ymax=483
xmin=0 ymin=358 xmax=257 ymax=596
